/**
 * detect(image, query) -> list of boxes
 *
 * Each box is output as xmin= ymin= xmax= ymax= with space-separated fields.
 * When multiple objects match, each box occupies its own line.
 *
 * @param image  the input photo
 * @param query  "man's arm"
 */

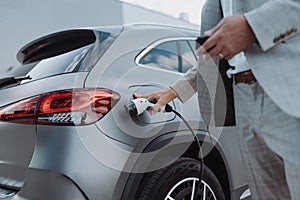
xmin=171 ymin=0 xmax=223 ymax=102
xmin=196 ymin=15 xmax=256 ymax=60
xmin=134 ymin=67 xmax=197 ymax=114
xmin=245 ymin=0 xmax=300 ymax=51
xmin=198 ymin=0 xmax=300 ymax=59
xmin=136 ymin=0 xmax=223 ymax=114
xmin=170 ymin=66 xmax=198 ymax=103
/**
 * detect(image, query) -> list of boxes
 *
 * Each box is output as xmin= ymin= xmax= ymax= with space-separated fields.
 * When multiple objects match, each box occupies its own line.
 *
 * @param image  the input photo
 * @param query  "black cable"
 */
xmin=157 ymin=103 xmax=204 ymax=185
xmin=148 ymin=100 xmax=204 ymax=190
xmin=169 ymin=108 xmax=204 ymax=194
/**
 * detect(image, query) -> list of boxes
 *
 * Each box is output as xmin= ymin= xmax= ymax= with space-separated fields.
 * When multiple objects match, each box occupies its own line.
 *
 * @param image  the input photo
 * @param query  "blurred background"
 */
xmin=0 ymin=0 xmax=205 ymax=76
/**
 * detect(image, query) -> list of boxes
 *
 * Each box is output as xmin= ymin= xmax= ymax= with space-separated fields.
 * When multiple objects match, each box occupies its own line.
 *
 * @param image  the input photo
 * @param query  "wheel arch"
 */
xmin=182 ymin=140 xmax=231 ymax=200
xmin=118 ymin=129 xmax=233 ymax=200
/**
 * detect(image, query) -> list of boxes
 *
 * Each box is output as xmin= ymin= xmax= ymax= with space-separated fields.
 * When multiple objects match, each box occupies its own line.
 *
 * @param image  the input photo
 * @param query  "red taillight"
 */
xmin=0 ymin=96 xmax=40 ymax=124
xmin=0 ymin=88 xmax=120 ymax=125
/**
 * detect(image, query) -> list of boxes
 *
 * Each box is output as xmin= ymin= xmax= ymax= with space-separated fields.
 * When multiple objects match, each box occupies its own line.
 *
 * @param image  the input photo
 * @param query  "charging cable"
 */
xmin=125 ymin=98 xmax=204 ymax=190
xmin=158 ymin=103 xmax=204 ymax=189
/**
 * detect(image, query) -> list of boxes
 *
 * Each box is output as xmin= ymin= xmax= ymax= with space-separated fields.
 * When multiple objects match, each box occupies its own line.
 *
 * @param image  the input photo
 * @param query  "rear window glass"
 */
xmin=21 ymin=44 xmax=92 ymax=80
xmin=9 ymin=30 xmax=116 ymax=81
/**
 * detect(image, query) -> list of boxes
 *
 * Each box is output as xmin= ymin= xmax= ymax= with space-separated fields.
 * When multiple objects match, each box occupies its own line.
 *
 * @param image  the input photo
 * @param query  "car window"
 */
xmin=179 ymin=41 xmax=198 ymax=73
xmin=138 ymin=39 xmax=197 ymax=73
xmin=23 ymin=44 xmax=92 ymax=81
xmin=189 ymin=40 xmax=198 ymax=52
xmin=139 ymin=41 xmax=179 ymax=72
xmin=10 ymin=30 xmax=116 ymax=82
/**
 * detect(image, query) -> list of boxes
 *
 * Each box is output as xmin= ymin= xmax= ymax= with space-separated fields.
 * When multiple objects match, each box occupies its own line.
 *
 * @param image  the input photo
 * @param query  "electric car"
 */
xmin=0 ymin=24 xmax=250 ymax=200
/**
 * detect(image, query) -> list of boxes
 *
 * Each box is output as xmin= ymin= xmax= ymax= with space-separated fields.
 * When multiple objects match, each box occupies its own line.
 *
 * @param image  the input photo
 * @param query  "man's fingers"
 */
xmin=149 ymin=104 xmax=161 ymax=115
xmin=208 ymin=19 xmax=223 ymax=35
xmin=204 ymin=22 xmax=220 ymax=36
xmin=196 ymin=32 xmax=220 ymax=56
xmin=134 ymin=88 xmax=177 ymax=115
xmin=132 ymin=93 xmax=159 ymax=115
xmin=196 ymin=25 xmax=220 ymax=56
xmin=196 ymin=41 xmax=215 ymax=56
xmin=196 ymin=46 xmax=206 ymax=55
xmin=225 ymin=52 xmax=236 ymax=60
xmin=133 ymin=93 xmax=144 ymax=99
xmin=196 ymin=37 xmax=216 ymax=55
xmin=133 ymin=93 xmax=152 ymax=99
xmin=204 ymin=29 xmax=213 ymax=37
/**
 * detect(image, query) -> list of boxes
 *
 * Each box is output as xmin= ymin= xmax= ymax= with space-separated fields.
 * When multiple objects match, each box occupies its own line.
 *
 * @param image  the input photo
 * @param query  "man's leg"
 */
xmin=233 ymin=82 xmax=291 ymax=199
xmin=258 ymin=85 xmax=300 ymax=200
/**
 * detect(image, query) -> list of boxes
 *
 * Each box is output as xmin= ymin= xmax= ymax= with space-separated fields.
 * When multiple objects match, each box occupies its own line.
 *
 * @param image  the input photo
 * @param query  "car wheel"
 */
xmin=137 ymin=157 xmax=225 ymax=200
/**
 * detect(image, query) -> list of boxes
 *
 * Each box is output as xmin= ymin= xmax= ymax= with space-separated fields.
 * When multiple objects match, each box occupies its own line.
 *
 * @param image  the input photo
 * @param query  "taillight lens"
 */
xmin=0 ymin=96 xmax=40 ymax=124
xmin=0 ymin=88 xmax=120 ymax=125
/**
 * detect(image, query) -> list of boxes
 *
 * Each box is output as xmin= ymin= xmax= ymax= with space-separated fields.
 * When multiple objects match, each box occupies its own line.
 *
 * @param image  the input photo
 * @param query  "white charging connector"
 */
xmin=125 ymin=98 xmax=167 ymax=116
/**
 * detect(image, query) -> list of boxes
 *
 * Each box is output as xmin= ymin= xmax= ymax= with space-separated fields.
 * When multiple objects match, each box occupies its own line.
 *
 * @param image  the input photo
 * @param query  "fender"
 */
xmin=113 ymin=123 xmax=233 ymax=200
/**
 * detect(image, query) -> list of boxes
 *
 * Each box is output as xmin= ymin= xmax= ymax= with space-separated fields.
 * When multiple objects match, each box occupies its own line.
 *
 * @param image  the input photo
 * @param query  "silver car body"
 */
xmin=0 ymin=24 xmax=249 ymax=200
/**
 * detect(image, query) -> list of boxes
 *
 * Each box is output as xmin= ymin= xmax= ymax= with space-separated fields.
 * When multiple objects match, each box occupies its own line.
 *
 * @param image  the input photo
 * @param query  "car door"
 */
xmin=85 ymin=33 xmax=201 ymax=147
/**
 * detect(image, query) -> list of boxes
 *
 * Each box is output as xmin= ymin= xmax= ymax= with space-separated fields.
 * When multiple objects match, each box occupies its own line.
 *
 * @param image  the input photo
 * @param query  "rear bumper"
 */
xmin=24 ymin=124 xmax=134 ymax=200
xmin=0 ymin=121 xmax=137 ymax=200
xmin=1 ymin=168 xmax=86 ymax=200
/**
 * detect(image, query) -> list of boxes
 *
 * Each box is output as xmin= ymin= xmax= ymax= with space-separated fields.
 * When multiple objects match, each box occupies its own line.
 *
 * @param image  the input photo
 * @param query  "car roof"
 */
xmin=17 ymin=23 xmax=199 ymax=64
xmin=123 ymin=23 xmax=199 ymax=35
xmin=91 ymin=23 xmax=199 ymax=37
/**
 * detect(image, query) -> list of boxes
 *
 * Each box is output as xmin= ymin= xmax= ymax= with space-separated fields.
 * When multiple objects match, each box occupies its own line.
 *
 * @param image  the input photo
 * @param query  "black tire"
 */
xmin=137 ymin=157 xmax=225 ymax=200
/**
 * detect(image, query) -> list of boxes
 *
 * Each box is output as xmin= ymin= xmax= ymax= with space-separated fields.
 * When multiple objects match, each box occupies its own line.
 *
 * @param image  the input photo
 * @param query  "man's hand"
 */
xmin=134 ymin=88 xmax=177 ymax=115
xmin=196 ymin=15 xmax=256 ymax=60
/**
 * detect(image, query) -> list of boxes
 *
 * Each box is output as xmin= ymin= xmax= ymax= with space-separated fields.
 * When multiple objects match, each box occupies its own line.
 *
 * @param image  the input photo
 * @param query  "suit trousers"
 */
xmin=233 ymin=82 xmax=300 ymax=200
